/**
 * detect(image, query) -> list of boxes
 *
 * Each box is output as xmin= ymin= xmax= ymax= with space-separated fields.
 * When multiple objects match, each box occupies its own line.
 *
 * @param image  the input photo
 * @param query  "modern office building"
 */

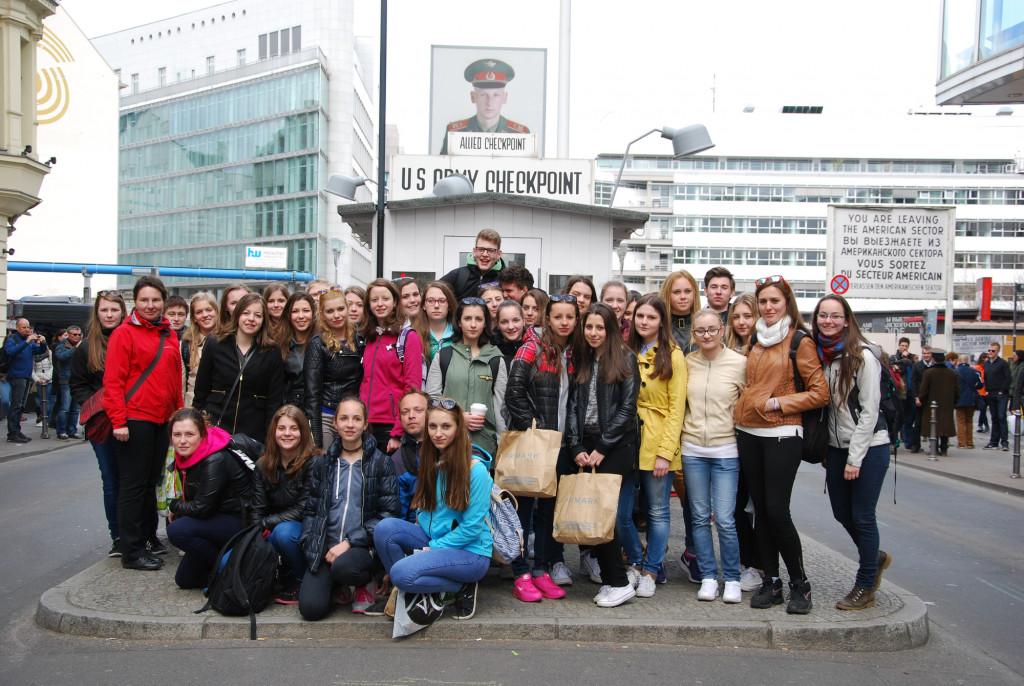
xmin=937 ymin=0 xmax=1024 ymax=105
xmin=91 ymin=0 xmax=377 ymax=292
xmin=597 ymin=108 xmax=1024 ymax=315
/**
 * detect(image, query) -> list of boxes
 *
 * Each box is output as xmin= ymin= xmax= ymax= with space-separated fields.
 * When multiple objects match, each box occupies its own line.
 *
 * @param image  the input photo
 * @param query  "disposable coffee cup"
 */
xmin=469 ymin=403 xmax=488 ymax=416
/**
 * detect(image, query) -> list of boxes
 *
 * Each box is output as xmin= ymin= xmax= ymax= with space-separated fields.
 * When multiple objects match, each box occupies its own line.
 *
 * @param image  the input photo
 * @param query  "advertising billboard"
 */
xmin=429 ymin=45 xmax=546 ymax=156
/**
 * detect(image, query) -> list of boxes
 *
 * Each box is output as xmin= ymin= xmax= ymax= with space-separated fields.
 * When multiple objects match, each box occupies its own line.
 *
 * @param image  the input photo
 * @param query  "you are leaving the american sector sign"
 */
xmin=826 ymin=205 xmax=954 ymax=299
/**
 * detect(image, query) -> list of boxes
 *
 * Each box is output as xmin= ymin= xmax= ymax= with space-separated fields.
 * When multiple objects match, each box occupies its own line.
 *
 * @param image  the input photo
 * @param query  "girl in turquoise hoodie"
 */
xmin=373 ymin=398 xmax=494 ymax=622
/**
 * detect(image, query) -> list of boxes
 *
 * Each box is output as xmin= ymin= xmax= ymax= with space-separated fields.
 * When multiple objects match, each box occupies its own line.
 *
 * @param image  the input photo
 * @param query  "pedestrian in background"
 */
xmin=53 ymin=326 xmax=82 ymax=439
xmin=918 ymin=350 xmax=959 ymax=456
xmin=4 ymin=318 xmax=48 ymax=442
xmin=955 ymin=354 xmax=983 ymax=449
xmin=983 ymin=342 xmax=1011 ymax=451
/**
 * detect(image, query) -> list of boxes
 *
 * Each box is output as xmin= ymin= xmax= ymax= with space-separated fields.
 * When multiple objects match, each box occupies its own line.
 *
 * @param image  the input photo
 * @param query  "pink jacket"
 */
xmin=359 ymin=329 xmax=423 ymax=436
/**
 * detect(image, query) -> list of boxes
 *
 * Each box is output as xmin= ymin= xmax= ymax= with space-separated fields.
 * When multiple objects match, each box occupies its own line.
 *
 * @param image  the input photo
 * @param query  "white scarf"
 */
xmin=755 ymin=316 xmax=791 ymax=348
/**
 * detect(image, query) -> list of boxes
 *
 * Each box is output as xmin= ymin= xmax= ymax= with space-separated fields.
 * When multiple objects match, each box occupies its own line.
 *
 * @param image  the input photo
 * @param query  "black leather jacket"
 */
xmin=168 ymin=438 xmax=255 ymax=521
xmin=303 ymin=333 xmax=365 ymax=447
xmin=243 ymin=434 xmax=314 ymax=530
xmin=299 ymin=434 xmax=400 ymax=573
xmin=283 ymin=338 xmax=306 ymax=408
xmin=505 ymin=340 xmax=568 ymax=431
xmin=670 ymin=313 xmax=695 ymax=354
xmin=565 ymin=351 xmax=641 ymax=457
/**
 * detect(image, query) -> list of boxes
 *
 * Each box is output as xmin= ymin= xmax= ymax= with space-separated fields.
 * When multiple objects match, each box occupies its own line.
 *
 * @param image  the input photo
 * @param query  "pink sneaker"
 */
xmin=351 ymin=582 xmax=376 ymax=613
xmin=513 ymin=573 xmax=543 ymax=602
xmin=532 ymin=573 xmax=566 ymax=599
xmin=333 ymin=585 xmax=353 ymax=605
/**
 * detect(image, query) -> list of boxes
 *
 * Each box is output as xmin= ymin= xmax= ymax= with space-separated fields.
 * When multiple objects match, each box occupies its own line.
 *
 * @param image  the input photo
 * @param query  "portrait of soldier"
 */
xmin=439 ymin=58 xmax=530 ymax=155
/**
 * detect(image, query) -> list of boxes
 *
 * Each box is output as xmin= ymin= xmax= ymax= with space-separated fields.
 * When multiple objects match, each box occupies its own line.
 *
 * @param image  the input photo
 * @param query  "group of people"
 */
xmin=69 ymin=227 xmax=1022 ymax=628
xmin=2 ymin=319 xmax=83 ymax=442
xmin=889 ymin=341 xmax=1021 ymax=456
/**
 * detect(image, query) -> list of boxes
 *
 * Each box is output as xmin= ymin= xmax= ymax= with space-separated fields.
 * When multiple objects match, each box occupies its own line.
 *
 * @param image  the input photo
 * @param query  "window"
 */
xmin=269 ymin=32 xmax=279 ymax=57
xmin=206 ymin=56 xmax=215 ymax=76
xmin=130 ymin=73 xmax=139 ymax=94
xmin=292 ymin=26 xmax=301 ymax=51
xmin=280 ymin=28 xmax=289 ymax=53
xmin=258 ymin=33 xmax=267 ymax=60
xmin=237 ymin=49 xmax=246 ymax=67
xmin=158 ymin=67 xmax=166 ymax=87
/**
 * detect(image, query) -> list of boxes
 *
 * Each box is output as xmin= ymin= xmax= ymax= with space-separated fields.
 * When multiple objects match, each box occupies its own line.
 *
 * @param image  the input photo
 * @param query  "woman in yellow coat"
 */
xmin=622 ymin=294 xmax=686 ymax=599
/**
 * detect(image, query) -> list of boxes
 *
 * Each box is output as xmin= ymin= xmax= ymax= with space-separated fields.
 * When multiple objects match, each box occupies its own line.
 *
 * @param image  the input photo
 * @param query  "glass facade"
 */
xmin=941 ymin=0 xmax=1024 ymax=78
xmin=117 ymin=66 xmax=327 ymax=283
xmin=595 ymin=155 xmax=1014 ymax=175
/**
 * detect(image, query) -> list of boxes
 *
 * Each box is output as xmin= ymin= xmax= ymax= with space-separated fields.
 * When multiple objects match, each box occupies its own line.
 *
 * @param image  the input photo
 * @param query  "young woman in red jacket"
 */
xmin=103 ymin=276 xmax=183 ymax=571
xmin=359 ymin=279 xmax=424 ymax=454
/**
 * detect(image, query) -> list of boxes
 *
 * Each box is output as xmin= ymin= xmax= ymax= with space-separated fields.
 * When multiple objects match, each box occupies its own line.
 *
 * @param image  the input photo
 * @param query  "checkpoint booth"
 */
xmin=337 ymin=193 xmax=648 ymax=292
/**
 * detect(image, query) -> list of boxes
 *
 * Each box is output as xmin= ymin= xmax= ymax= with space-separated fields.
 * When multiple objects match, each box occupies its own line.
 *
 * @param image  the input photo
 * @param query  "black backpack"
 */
xmin=849 ymin=363 xmax=904 ymax=452
xmin=787 ymin=330 xmax=829 ymax=464
xmin=194 ymin=525 xmax=279 ymax=640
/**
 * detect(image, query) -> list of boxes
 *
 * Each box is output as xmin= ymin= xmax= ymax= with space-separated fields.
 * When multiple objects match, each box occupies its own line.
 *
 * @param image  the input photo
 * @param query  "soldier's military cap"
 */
xmin=464 ymin=59 xmax=515 ymax=88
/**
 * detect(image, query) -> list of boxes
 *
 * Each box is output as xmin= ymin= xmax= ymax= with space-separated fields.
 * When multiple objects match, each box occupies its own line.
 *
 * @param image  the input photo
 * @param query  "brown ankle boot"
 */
xmin=836 ymin=585 xmax=875 ymax=610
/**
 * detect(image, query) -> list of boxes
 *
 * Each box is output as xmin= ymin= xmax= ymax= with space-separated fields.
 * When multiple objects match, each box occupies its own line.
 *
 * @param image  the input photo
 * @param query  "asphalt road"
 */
xmin=1 ymin=442 xmax=1022 ymax=685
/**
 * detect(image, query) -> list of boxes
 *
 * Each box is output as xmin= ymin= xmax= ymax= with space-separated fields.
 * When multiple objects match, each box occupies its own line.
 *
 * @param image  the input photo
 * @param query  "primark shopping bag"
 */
xmin=552 ymin=467 xmax=621 ymax=546
xmin=493 ymin=419 xmax=561 ymax=498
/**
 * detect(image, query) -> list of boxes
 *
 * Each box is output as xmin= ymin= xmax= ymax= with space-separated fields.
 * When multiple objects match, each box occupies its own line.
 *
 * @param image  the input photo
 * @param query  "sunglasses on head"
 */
xmin=429 ymin=397 xmax=458 ymax=410
xmin=549 ymin=294 xmax=577 ymax=303
xmin=97 ymin=290 xmax=123 ymax=298
xmin=755 ymin=274 xmax=789 ymax=289
xmin=477 ymin=282 xmax=500 ymax=291
xmin=461 ymin=297 xmax=486 ymax=306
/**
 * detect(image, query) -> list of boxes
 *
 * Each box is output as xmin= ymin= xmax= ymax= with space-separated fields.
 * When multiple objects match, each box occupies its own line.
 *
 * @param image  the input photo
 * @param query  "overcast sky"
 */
xmin=59 ymin=0 xmax=955 ymax=159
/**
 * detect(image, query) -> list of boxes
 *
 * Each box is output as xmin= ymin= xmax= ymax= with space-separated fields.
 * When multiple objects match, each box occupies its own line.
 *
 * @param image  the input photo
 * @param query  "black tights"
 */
xmin=736 ymin=431 xmax=806 ymax=581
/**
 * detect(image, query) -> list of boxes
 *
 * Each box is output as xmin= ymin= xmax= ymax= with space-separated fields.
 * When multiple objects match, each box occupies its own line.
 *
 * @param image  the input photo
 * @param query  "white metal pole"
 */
xmin=557 ymin=0 xmax=571 ymax=158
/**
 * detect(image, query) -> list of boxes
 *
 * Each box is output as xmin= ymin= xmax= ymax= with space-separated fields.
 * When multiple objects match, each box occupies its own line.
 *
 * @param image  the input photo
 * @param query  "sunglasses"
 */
xmin=310 ymin=288 xmax=329 ymax=296
xmin=461 ymin=297 xmax=487 ymax=306
xmin=97 ymin=290 xmax=124 ymax=298
xmin=429 ymin=397 xmax=458 ymax=410
xmin=549 ymin=294 xmax=578 ymax=303
xmin=755 ymin=274 xmax=789 ymax=289
xmin=477 ymin=282 xmax=500 ymax=290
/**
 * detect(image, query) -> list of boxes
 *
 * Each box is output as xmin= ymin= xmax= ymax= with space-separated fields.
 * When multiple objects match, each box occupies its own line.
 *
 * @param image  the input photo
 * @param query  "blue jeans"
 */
xmin=0 ymin=379 xmax=10 ymax=419
xmin=825 ymin=444 xmax=890 ymax=589
xmin=617 ymin=469 xmax=673 ymax=574
xmin=55 ymin=384 xmax=80 ymax=436
xmin=90 ymin=438 xmax=120 ymax=540
xmin=682 ymin=455 xmax=740 ymax=582
xmin=373 ymin=518 xmax=490 ymax=594
xmin=901 ymin=396 xmax=918 ymax=448
xmin=7 ymin=377 xmax=28 ymax=436
xmin=988 ymin=392 xmax=1009 ymax=446
xmin=269 ymin=520 xmax=305 ymax=579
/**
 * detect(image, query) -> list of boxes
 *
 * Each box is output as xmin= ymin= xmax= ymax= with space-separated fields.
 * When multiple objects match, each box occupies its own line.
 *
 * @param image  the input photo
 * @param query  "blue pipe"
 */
xmin=7 ymin=261 xmax=316 ymax=282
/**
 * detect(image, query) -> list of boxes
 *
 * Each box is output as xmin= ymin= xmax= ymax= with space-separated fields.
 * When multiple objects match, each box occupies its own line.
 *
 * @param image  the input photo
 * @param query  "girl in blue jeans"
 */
xmin=250 ymin=405 xmax=320 ymax=604
xmin=681 ymin=308 xmax=748 ymax=604
xmin=814 ymin=295 xmax=892 ymax=611
xmin=374 ymin=398 xmax=493 ymax=622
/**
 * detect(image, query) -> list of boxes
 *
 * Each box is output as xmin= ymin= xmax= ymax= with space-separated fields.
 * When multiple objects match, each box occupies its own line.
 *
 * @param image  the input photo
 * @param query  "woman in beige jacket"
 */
xmin=682 ymin=309 xmax=747 ymax=604
xmin=733 ymin=276 xmax=829 ymax=615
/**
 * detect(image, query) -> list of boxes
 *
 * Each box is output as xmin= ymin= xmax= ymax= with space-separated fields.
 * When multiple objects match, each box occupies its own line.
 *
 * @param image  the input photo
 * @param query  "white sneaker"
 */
xmin=593 ymin=585 xmax=612 ymax=603
xmin=740 ymin=566 xmax=761 ymax=592
xmin=697 ymin=578 xmax=719 ymax=601
xmin=723 ymin=580 xmax=742 ymax=603
xmin=580 ymin=551 xmax=602 ymax=584
xmin=596 ymin=583 xmax=636 ymax=608
xmin=635 ymin=573 xmax=656 ymax=598
xmin=550 ymin=561 xmax=572 ymax=586
xmin=625 ymin=565 xmax=640 ymax=589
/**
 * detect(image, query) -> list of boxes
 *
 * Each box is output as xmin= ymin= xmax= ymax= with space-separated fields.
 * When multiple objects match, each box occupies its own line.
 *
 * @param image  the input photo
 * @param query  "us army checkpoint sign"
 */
xmin=826 ymin=205 xmax=954 ymax=299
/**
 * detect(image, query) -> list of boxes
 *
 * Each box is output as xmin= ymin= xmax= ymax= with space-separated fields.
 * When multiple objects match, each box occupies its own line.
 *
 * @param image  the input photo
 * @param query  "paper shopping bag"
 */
xmin=493 ymin=419 xmax=561 ymax=498
xmin=552 ymin=467 xmax=621 ymax=546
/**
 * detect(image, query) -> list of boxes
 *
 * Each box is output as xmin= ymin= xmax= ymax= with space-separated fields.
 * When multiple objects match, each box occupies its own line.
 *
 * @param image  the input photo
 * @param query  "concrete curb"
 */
xmin=36 ymin=555 xmax=929 ymax=651
xmin=897 ymin=458 xmax=1024 ymax=496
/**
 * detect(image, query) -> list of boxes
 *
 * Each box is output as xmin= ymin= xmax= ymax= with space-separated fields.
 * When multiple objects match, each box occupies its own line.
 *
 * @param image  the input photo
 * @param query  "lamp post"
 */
xmin=608 ymin=124 xmax=714 ymax=207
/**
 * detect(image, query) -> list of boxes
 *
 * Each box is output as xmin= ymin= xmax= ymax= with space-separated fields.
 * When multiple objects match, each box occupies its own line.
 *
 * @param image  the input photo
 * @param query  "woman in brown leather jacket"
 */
xmin=733 ymin=275 xmax=829 ymax=615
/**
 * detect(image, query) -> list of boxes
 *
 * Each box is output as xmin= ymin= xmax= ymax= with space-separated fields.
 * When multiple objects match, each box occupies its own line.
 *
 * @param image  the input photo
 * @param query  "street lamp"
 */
xmin=608 ymin=124 xmax=714 ymax=206
xmin=325 ymin=174 xmax=376 ymax=201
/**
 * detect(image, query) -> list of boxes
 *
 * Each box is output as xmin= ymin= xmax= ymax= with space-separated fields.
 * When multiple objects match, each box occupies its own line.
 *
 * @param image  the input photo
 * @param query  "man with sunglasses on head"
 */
xmin=440 ymin=229 xmax=505 ymax=300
